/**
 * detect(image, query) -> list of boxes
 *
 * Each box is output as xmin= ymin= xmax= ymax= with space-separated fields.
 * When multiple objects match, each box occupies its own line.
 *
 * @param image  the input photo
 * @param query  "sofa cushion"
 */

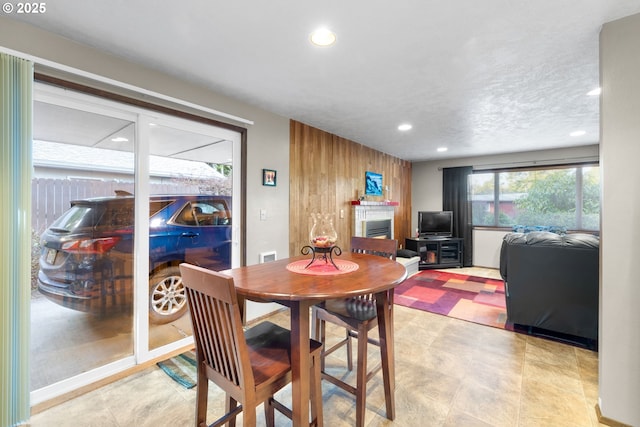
xmin=503 ymin=231 xmax=599 ymax=248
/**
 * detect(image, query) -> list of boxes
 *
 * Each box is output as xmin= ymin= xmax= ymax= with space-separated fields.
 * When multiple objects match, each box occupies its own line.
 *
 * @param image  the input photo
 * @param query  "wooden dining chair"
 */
xmin=311 ymin=236 xmax=398 ymax=427
xmin=179 ymin=263 xmax=323 ymax=427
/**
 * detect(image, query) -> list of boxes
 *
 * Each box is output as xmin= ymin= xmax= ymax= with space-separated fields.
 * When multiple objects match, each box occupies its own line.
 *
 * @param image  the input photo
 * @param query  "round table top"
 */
xmin=223 ymin=252 xmax=408 ymax=302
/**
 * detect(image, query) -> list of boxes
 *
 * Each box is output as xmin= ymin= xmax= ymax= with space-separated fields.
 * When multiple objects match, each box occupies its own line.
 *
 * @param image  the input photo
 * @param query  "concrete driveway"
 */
xmin=30 ymin=293 xmax=191 ymax=390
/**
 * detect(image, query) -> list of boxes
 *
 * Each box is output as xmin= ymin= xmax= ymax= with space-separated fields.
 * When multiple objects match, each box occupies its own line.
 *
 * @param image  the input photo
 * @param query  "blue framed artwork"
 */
xmin=365 ymin=171 xmax=383 ymax=196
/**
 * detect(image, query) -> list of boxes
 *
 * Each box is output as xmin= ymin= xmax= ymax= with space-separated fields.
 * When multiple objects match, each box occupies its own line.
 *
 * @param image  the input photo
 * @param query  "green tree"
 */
xmin=501 ymin=170 xmax=532 ymax=194
xmin=582 ymin=167 xmax=600 ymax=213
xmin=514 ymin=169 xmax=577 ymax=214
xmin=210 ymin=163 xmax=232 ymax=177
xmin=470 ymin=173 xmax=494 ymax=195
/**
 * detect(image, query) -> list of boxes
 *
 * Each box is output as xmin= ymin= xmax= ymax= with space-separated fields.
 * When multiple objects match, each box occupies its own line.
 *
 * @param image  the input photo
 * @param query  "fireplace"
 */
xmin=363 ymin=219 xmax=392 ymax=239
xmin=352 ymin=201 xmax=396 ymax=239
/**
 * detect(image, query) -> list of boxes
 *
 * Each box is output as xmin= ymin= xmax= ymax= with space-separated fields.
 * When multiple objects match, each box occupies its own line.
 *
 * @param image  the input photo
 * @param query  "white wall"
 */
xmin=0 ymin=16 xmax=287 ymax=320
xmin=599 ymin=13 xmax=640 ymax=426
xmin=472 ymin=229 xmax=509 ymax=268
xmin=411 ymin=145 xmax=600 ymax=267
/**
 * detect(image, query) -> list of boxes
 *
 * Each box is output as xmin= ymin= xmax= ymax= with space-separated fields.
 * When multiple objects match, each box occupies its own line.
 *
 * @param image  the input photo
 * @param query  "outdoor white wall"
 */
xmin=599 ymin=13 xmax=640 ymax=426
xmin=411 ymin=145 xmax=600 ymax=266
xmin=0 ymin=16 xmax=288 ymax=320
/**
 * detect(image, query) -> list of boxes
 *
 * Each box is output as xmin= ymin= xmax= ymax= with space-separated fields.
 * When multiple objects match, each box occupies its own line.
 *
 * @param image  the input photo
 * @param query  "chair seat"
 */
xmin=320 ymin=298 xmax=377 ymax=322
xmin=246 ymin=321 xmax=322 ymax=386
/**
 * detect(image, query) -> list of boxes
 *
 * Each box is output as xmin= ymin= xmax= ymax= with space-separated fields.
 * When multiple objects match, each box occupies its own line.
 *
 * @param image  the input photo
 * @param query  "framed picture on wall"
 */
xmin=365 ymin=171 xmax=383 ymax=196
xmin=263 ymin=169 xmax=277 ymax=186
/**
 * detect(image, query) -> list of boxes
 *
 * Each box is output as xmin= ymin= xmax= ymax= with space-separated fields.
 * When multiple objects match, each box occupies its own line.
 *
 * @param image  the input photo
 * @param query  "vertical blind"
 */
xmin=1 ymin=52 xmax=33 ymax=427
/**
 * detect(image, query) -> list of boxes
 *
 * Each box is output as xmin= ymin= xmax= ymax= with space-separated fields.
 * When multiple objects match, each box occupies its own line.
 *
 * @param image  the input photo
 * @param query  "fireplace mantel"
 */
xmin=350 ymin=200 xmax=399 ymax=206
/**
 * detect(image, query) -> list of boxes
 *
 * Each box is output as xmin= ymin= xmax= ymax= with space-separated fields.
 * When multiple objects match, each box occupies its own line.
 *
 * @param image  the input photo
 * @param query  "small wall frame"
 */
xmin=262 ymin=169 xmax=277 ymax=186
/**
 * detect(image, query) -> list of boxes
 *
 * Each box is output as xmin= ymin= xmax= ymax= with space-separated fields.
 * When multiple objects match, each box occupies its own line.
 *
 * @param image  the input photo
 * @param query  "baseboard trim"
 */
xmin=596 ymin=404 xmax=633 ymax=427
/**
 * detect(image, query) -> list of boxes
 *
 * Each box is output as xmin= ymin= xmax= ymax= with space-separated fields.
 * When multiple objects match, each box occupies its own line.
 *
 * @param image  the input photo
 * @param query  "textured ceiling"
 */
xmin=8 ymin=1 xmax=640 ymax=161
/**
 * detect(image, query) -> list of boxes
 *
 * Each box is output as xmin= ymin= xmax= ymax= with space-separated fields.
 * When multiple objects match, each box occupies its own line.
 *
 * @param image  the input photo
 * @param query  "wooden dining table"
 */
xmin=222 ymin=252 xmax=408 ymax=427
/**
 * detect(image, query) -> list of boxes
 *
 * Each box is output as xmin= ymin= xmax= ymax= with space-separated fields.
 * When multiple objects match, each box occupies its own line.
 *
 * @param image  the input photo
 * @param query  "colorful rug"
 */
xmin=394 ymin=270 xmax=509 ymax=329
xmin=157 ymin=351 xmax=198 ymax=389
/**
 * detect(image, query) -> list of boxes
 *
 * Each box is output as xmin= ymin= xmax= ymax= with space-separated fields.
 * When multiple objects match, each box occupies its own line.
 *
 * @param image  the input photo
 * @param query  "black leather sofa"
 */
xmin=499 ymin=231 xmax=599 ymax=345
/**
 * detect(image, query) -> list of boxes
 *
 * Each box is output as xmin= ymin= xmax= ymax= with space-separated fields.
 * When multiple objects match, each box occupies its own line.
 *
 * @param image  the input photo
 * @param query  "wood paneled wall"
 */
xmin=290 ymin=120 xmax=412 ymax=255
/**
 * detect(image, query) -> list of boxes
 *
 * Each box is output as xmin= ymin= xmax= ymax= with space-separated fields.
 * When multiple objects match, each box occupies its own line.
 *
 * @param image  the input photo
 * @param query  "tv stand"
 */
xmin=405 ymin=237 xmax=463 ymax=269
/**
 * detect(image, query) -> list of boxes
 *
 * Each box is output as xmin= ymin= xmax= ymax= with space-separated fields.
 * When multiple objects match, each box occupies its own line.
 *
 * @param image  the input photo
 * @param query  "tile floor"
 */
xmin=27 ymin=268 xmax=603 ymax=427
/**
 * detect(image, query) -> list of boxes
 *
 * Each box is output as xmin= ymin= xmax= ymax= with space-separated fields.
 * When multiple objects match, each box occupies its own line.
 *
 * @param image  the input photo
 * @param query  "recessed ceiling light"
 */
xmin=437 ymin=147 xmax=448 ymax=152
xmin=310 ymin=28 xmax=336 ymax=46
xmin=111 ymin=137 xmax=129 ymax=142
xmin=587 ymin=88 xmax=601 ymax=96
xmin=570 ymin=130 xmax=586 ymax=137
xmin=398 ymin=123 xmax=412 ymax=131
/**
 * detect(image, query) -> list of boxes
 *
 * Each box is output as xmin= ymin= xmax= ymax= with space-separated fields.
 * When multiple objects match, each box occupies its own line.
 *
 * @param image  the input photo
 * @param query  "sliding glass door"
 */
xmin=31 ymin=90 xmax=137 ymax=397
xmin=139 ymin=114 xmax=241 ymax=354
xmin=31 ymin=82 xmax=242 ymax=404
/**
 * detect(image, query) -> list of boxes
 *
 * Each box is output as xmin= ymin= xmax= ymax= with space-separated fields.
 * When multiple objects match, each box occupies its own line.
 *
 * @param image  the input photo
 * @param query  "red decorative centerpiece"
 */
xmin=302 ymin=213 xmax=342 ymax=269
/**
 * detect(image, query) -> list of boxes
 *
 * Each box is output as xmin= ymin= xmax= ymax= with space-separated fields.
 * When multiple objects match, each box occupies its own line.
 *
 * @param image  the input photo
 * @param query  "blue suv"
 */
xmin=37 ymin=194 xmax=232 ymax=323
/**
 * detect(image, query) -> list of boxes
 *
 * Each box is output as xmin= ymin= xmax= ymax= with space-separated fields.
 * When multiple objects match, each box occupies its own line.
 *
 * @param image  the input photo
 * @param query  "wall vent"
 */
xmin=259 ymin=251 xmax=277 ymax=263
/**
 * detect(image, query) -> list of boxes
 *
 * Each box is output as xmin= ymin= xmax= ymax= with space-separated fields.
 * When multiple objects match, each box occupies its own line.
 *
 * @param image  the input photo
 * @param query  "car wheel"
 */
xmin=149 ymin=266 xmax=187 ymax=324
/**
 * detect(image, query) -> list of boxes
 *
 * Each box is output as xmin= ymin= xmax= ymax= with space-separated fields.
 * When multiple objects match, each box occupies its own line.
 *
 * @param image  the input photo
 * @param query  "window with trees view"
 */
xmin=470 ymin=165 xmax=600 ymax=231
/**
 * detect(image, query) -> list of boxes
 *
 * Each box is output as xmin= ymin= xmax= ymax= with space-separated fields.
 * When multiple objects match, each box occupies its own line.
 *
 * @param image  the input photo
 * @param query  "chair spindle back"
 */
xmin=180 ymin=263 xmax=252 ymax=397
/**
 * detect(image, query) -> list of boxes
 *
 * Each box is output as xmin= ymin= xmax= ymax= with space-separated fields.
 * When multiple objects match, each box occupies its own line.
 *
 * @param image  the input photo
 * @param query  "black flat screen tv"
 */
xmin=418 ymin=211 xmax=453 ymax=237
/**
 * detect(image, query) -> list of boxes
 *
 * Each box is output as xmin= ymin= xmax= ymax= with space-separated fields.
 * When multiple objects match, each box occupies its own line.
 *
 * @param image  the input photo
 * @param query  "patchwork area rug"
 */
xmin=157 ymin=351 xmax=198 ymax=389
xmin=394 ymin=270 xmax=509 ymax=329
